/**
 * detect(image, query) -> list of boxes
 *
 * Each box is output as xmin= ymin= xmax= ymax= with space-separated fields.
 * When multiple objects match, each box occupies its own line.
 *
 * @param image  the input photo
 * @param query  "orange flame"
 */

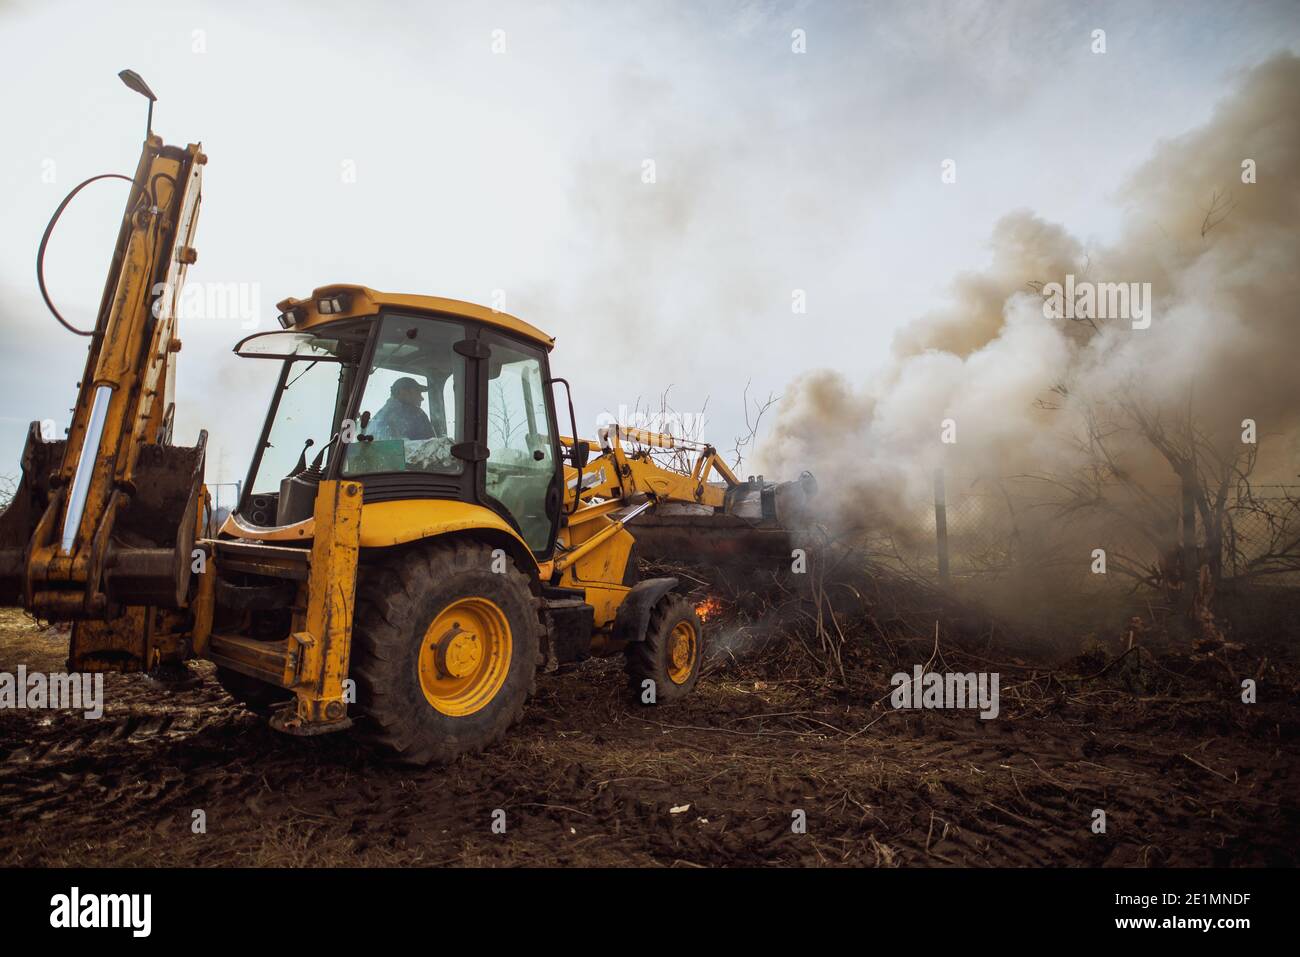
xmin=695 ymin=597 xmax=722 ymax=622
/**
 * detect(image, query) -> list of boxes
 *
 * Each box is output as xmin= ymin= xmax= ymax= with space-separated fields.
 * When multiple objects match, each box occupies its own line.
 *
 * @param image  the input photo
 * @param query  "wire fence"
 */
xmin=879 ymin=477 xmax=1300 ymax=590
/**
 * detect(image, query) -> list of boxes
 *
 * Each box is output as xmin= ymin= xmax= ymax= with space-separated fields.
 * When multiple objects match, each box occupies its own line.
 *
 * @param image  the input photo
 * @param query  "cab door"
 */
xmin=481 ymin=335 xmax=561 ymax=554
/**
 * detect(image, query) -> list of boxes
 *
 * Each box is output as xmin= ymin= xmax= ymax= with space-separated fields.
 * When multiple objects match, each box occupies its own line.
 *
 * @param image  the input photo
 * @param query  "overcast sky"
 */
xmin=1 ymin=0 xmax=1296 ymax=497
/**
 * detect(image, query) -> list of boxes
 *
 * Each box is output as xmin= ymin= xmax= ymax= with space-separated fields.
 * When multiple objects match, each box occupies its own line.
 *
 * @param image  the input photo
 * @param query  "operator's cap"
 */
xmin=391 ymin=376 xmax=428 ymax=394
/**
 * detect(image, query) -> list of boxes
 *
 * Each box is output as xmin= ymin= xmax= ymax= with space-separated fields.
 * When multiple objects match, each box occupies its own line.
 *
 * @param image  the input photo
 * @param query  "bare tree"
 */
xmin=1200 ymin=188 xmax=1237 ymax=238
xmin=730 ymin=380 xmax=779 ymax=471
xmin=488 ymin=381 xmax=524 ymax=449
xmin=1033 ymin=387 xmax=1258 ymax=617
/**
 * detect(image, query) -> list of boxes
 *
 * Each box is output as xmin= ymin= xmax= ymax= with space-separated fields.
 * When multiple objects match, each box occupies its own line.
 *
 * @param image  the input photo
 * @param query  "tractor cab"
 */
xmin=225 ymin=285 xmax=565 ymax=557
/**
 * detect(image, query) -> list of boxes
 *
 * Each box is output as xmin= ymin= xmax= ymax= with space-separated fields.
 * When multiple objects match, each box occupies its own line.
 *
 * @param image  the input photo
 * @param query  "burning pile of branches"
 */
xmin=644 ymin=529 xmax=999 ymax=687
xmin=643 ymin=523 xmax=1289 ymax=725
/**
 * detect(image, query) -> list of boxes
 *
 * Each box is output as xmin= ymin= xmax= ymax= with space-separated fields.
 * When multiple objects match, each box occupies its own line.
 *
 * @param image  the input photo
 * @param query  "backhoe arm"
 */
xmin=0 ymin=134 xmax=208 ymax=622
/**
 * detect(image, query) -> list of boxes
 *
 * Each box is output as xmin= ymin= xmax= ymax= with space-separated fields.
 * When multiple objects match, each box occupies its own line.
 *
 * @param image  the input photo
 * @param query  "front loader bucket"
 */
xmin=630 ymin=510 xmax=808 ymax=564
xmin=631 ymin=471 xmax=819 ymax=567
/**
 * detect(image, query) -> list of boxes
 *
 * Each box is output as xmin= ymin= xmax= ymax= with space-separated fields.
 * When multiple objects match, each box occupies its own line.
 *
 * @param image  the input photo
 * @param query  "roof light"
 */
xmin=318 ymin=294 xmax=349 ymax=315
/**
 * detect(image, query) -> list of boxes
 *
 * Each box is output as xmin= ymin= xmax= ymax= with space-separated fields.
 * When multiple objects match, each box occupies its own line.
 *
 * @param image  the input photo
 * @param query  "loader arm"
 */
xmin=562 ymin=426 xmax=740 ymax=513
xmin=555 ymin=423 xmax=816 ymax=590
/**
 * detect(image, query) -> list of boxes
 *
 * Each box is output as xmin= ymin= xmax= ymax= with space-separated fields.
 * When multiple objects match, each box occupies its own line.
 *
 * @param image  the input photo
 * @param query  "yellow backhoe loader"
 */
xmin=0 ymin=75 xmax=815 ymax=763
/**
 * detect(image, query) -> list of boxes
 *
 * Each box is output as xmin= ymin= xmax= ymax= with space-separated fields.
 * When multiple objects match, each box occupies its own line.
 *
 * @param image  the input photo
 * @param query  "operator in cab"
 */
xmin=368 ymin=376 xmax=439 ymax=441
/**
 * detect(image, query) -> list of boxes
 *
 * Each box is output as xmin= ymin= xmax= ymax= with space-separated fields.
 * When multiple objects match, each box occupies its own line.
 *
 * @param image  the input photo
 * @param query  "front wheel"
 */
xmin=349 ymin=540 xmax=540 ymax=764
xmin=624 ymin=595 xmax=703 ymax=705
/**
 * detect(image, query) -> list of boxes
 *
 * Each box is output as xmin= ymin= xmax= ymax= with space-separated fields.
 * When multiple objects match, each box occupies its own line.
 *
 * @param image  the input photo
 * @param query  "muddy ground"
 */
xmin=0 ymin=602 xmax=1296 ymax=867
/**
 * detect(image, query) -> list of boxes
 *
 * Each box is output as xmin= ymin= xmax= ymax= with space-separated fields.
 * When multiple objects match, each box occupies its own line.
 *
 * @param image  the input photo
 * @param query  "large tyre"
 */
xmin=350 ymin=540 xmax=540 ymax=765
xmin=624 ymin=595 xmax=703 ymax=705
xmin=215 ymin=666 xmax=291 ymax=717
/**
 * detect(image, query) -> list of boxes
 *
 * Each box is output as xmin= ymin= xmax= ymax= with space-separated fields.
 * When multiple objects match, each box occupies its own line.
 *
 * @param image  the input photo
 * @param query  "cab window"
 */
xmin=485 ymin=339 xmax=556 ymax=550
xmin=344 ymin=314 xmax=465 ymax=477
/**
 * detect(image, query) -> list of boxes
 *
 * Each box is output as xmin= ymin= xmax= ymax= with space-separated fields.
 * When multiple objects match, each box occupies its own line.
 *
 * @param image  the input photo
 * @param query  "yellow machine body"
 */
xmin=0 ymin=128 xmax=810 ymax=749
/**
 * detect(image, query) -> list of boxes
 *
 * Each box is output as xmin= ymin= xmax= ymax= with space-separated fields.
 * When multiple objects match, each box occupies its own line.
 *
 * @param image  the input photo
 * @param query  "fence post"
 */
xmin=1180 ymin=474 xmax=1198 ymax=616
xmin=934 ymin=468 xmax=950 ymax=587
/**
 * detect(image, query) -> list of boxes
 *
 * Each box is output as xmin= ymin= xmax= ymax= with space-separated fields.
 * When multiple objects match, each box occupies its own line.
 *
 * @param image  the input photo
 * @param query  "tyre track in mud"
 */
xmin=1 ymin=641 xmax=1296 ymax=866
xmin=0 ymin=675 xmax=269 ymax=840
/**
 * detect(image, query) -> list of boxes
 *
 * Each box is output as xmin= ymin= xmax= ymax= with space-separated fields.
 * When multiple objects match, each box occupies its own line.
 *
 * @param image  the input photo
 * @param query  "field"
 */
xmin=1 ymin=590 xmax=1295 ymax=868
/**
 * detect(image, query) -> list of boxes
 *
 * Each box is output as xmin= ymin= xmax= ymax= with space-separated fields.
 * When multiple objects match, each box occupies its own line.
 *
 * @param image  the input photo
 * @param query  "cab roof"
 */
xmin=276 ymin=283 xmax=555 ymax=350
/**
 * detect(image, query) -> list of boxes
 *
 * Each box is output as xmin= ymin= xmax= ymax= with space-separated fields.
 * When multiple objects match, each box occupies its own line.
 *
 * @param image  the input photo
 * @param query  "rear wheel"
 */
xmin=624 ymin=595 xmax=703 ymax=705
xmin=350 ymin=540 xmax=540 ymax=764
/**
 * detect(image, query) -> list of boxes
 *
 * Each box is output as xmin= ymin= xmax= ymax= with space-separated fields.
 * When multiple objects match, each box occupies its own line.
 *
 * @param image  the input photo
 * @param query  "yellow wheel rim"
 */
xmin=417 ymin=597 xmax=513 ymax=716
xmin=666 ymin=620 xmax=697 ymax=685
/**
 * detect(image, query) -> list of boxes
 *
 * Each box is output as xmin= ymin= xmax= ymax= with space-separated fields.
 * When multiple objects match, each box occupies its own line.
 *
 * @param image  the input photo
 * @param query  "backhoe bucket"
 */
xmin=0 ymin=420 xmax=207 ymax=616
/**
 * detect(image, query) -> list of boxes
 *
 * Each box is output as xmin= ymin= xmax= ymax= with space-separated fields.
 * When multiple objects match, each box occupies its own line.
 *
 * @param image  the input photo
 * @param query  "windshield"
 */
xmin=246 ymin=319 xmax=369 ymax=498
xmin=251 ymin=360 xmax=355 ymax=494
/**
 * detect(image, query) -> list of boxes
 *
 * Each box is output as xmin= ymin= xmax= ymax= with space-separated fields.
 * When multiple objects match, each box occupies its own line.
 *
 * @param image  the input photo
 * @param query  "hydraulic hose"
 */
xmin=36 ymin=172 xmax=132 ymax=337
